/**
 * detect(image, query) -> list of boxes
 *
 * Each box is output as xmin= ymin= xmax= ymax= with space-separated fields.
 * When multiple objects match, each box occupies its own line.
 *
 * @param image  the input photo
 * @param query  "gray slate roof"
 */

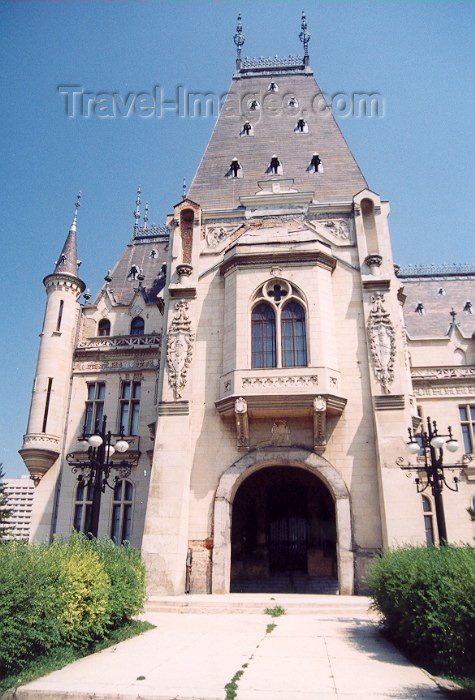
xmin=401 ymin=274 xmax=475 ymax=339
xmin=188 ymin=66 xmax=367 ymax=211
xmin=93 ymin=232 xmax=169 ymax=307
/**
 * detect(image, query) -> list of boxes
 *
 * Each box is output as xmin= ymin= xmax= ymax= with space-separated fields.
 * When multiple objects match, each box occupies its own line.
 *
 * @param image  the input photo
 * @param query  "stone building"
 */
xmin=20 ymin=16 xmax=474 ymax=595
xmin=1 ymin=477 xmax=35 ymax=540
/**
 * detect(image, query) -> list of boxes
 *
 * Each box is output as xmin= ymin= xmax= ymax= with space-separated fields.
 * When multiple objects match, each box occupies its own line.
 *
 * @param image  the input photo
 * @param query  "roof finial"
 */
xmin=234 ymin=14 xmax=245 ymax=71
xmin=299 ymin=11 xmax=311 ymax=67
xmin=143 ymin=202 xmax=149 ymax=231
xmin=71 ymin=191 xmax=81 ymax=232
xmin=133 ymin=185 xmax=141 ymax=234
xmin=182 ymin=178 xmax=187 ymax=199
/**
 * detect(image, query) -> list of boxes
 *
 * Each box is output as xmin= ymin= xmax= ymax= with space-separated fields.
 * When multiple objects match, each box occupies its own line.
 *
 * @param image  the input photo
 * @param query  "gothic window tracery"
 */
xmin=251 ymin=281 xmax=308 ymax=369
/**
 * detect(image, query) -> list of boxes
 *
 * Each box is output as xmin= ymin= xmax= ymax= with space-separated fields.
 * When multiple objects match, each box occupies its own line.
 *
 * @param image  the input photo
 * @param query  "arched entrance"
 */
xmin=231 ymin=467 xmax=337 ymax=593
xmin=212 ymin=448 xmax=354 ymax=595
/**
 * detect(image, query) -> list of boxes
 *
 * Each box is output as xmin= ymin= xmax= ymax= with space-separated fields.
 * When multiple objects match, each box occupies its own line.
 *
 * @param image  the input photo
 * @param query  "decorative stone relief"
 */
xmin=234 ymin=397 xmax=249 ymax=448
xmin=271 ymin=419 xmax=291 ymax=446
xmin=414 ymin=384 xmax=475 ymax=398
xmin=411 ymin=367 xmax=475 ymax=381
xmin=166 ymin=300 xmax=195 ymax=399
xmin=205 ymin=225 xmax=237 ymax=248
xmin=367 ymin=293 xmax=396 ymax=393
xmin=310 ymin=217 xmax=353 ymax=242
xmin=313 ymin=395 xmax=327 ymax=451
xmin=242 ymin=375 xmax=318 ymax=388
xmin=75 ymin=358 xmax=159 ymax=372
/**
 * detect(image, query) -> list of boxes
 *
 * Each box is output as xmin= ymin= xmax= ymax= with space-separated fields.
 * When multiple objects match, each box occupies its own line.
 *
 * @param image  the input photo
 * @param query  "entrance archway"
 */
xmin=231 ymin=467 xmax=337 ymax=593
xmin=212 ymin=448 xmax=354 ymax=594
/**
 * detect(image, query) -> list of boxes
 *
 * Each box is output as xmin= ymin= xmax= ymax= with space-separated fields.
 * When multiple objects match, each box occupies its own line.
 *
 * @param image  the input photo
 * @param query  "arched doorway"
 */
xmin=230 ymin=466 xmax=337 ymax=593
xmin=212 ymin=448 xmax=354 ymax=595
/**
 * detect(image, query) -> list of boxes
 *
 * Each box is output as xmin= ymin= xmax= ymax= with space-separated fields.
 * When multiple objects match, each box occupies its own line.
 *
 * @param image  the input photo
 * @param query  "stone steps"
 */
xmin=144 ymin=593 xmax=374 ymax=616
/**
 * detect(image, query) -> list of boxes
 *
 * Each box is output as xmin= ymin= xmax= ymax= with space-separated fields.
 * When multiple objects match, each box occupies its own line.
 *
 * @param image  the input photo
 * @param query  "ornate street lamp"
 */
xmin=67 ymin=416 xmax=135 ymax=538
xmin=397 ymin=416 xmax=471 ymax=544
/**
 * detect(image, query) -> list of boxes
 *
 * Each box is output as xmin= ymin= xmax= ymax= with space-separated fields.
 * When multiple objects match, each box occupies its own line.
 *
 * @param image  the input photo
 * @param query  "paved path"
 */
xmin=7 ymin=597 xmax=444 ymax=700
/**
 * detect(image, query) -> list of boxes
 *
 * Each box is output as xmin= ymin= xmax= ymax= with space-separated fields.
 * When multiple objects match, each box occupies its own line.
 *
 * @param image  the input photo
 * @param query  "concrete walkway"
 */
xmin=6 ymin=596 xmax=444 ymax=700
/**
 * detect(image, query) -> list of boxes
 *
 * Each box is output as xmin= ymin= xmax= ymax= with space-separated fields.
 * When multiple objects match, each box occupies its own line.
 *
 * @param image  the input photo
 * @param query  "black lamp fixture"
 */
xmin=67 ymin=416 xmax=135 ymax=538
xmin=397 ymin=416 xmax=471 ymax=544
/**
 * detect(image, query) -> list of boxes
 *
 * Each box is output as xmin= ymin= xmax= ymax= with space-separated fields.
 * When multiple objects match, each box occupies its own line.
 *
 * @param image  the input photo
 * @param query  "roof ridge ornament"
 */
xmin=182 ymin=178 xmax=187 ymax=200
xmin=234 ymin=14 xmax=245 ymax=70
xmin=299 ymin=11 xmax=311 ymax=67
xmin=71 ymin=191 xmax=81 ymax=232
xmin=133 ymin=185 xmax=141 ymax=235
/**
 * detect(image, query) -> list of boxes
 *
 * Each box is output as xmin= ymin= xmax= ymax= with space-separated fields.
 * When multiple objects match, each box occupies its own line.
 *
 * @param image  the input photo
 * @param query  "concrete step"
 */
xmin=144 ymin=593 xmax=374 ymax=616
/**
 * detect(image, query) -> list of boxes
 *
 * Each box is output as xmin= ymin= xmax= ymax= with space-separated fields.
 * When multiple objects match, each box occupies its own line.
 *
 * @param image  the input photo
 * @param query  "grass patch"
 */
xmin=266 ymin=623 xmax=277 ymax=634
xmin=264 ymin=605 xmax=286 ymax=617
xmin=224 ymin=668 xmax=244 ymax=700
xmin=0 ymin=620 xmax=154 ymax=696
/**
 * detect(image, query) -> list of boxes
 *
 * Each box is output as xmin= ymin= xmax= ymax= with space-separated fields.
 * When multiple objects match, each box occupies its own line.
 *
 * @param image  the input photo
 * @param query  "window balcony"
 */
xmin=215 ymin=367 xmax=346 ymax=418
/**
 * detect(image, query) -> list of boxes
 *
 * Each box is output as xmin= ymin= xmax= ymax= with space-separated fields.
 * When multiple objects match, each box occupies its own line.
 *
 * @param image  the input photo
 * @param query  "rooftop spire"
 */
xmin=53 ymin=192 xmax=82 ymax=277
xmin=234 ymin=14 xmax=245 ymax=70
xmin=143 ymin=202 xmax=149 ymax=231
xmin=133 ymin=185 xmax=141 ymax=235
xmin=182 ymin=178 xmax=187 ymax=199
xmin=299 ymin=11 xmax=311 ymax=66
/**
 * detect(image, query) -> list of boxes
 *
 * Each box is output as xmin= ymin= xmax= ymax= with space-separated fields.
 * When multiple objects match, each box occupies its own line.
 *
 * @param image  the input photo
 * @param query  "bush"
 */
xmin=88 ymin=538 xmax=146 ymax=626
xmin=0 ymin=541 xmax=62 ymax=672
xmin=0 ymin=535 xmax=146 ymax=674
xmin=368 ymin=545 xmax=475 ymax=677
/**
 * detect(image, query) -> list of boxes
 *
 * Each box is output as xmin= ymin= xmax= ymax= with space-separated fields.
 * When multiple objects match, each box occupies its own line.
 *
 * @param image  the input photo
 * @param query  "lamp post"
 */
xmin=67 ymin=416 xmax=134 ymax=538
xmin=398 ymin=416 xmax=470 ymax=545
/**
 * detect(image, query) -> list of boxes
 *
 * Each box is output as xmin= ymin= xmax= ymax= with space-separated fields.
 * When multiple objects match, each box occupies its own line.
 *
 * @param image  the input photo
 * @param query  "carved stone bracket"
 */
xmin=166 ymin=300 xmax=195 ymax=399
xmin=367 ymin=293 xmax=396 ymax=393
xmin=234 ymin=397 xmax=249 ymax=449
xmin=313 ymin=395 xmax=327 ymax=452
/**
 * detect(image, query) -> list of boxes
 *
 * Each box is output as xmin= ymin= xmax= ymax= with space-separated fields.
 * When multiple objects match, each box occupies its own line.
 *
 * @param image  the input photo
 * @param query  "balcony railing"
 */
xmin=77 ymin=333 xmax=162 ymax=352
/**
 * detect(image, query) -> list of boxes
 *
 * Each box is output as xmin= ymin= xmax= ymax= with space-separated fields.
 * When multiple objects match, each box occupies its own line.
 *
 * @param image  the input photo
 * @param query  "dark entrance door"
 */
xmin=230 ymin=466 xmax=337 ymax=593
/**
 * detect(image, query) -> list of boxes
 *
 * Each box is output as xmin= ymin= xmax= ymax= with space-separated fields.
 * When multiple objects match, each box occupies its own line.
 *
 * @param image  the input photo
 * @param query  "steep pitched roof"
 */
xmin=188 ymin=61 xmax=367 ymax=211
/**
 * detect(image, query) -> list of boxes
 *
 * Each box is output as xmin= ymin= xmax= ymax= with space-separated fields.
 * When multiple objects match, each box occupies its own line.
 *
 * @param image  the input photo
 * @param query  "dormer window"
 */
xmin=228 ymin=158 xmax=243 ymax=178
xmin=241 ymin=121 xmax=253 ymax=136
xmin=288 ymin=96 xmax=298 ymax=108
xmin=295 ymin=118 xmax=308 ymax=133
xmin=248 ymin=99 xmax=260 ymax=111
xmin=268 ymin=155 xmax=282 ymax=175
xmin=97 ymin=319 xmax=111 ymax=337
xmin=309 ymin=153 xmax=323 ymax=173
xmin=130 ymin=316 xmax=144 ymax=336
xmin=415 ymin=302 xmax=424 ymax=315
xmin=268 ymin=81 xmax=278 ymax=92
xmin=464 ymin=301 xmax=473 ymax=314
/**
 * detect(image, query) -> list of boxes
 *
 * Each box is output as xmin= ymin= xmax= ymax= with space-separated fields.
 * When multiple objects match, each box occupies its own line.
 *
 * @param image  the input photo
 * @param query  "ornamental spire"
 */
xmin=133 ymin=185 xmax=141 ymax=235
xmin=143 ymin=202 xmax=149 ymax=231
xmin=299 ymin=11 xmax=311 ymax=66
xmin=234 ymin=14 xmax=245 ymax=70
xmin=182 ymin=177 xmax=187 ymax=199
xmin=53 ymin=192 xmax=82 ymax=277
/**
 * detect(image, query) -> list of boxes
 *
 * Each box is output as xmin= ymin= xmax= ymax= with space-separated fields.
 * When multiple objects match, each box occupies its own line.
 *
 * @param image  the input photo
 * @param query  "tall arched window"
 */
xmin=252 ymin=303 xmax=276 ymax=368
xmin=111 ymin=479 xmax=133 ymax=544
xmin=130 ymin=316 xmax=144 ymax=336
xmin=281 ymin=301 xmax=307 ymax=368
xmin=422 ymin=495 xmax=435 ymax=545
xmin=98 ymin=319 xmax=111 ymax=337
xmin=73 ymin=482 xmax=93 ymax=534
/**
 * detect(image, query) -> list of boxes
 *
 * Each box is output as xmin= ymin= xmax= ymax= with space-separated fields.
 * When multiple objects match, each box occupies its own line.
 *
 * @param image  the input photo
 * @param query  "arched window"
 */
xmin=98 ymin=319 xmax=111 ymax=337
xmin=111 ymin=479 xmax=133 ymax=544
xmin=281 ymin=302 xmax=307 ymax=368
xmin=73 ymin=482 xmax=93 ymax=534
xmin=422 ymin=496 xmax=435 ymax=545
xmin=130 ymin=316 xmax=144 ymax=336
xmin=251 ymin=303 xmax=276 ymax=368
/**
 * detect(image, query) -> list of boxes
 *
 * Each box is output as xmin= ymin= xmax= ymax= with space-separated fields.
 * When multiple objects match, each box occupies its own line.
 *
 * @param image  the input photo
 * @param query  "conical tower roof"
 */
xmin=188 ymin=20 xmax=367 ymax=211
xmin=53 ymin=193 xmax=82 ymax=278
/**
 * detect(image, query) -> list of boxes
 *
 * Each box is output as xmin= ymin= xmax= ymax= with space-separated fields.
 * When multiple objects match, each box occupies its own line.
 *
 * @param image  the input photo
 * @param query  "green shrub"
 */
xmin=88 ymin=538 xmax=146 ymax=626
xmin=46 ymin=534 xmax=111 ymax=650
xmin=0 ymin=535 xmax=146 ymax=674
xmin=0 ymin=541 xmax=64 ymax=673
xmin=368 ymin=545 xmax=475 ymax=677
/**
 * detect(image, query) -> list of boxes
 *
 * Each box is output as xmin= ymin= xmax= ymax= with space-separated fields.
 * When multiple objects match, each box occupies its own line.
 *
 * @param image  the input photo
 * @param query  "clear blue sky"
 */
xmin=1 ymin=1 xmax=474 ymax=477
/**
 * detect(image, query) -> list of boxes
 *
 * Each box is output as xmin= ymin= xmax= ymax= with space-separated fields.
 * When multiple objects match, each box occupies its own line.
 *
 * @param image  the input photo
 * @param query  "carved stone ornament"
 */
xmin=166 ymin=300 xmax=195 ymax=399
xmin=234 ymin=397 xmax=249 ymax=448
xmin=311 ymin=217 xmax=352 ymax=241
xmin=205 ymin=225 xmax=236 ymax=248
xmin=313 ymin=396 xmax=327 ymax=450
xmin=271 ymin=419 xmax=291 ymax=446
xmin=367 ymin=293 xmax=396 ymax=393
xmin=234 ymin=397 xmax=248 ymax=414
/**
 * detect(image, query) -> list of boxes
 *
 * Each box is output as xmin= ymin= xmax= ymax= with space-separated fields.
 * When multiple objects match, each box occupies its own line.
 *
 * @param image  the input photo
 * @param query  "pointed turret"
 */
xmin=53 ymin=192 xmax=82 ymax=277
xmin=20 ymin=194 xmax=86 ymax=491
